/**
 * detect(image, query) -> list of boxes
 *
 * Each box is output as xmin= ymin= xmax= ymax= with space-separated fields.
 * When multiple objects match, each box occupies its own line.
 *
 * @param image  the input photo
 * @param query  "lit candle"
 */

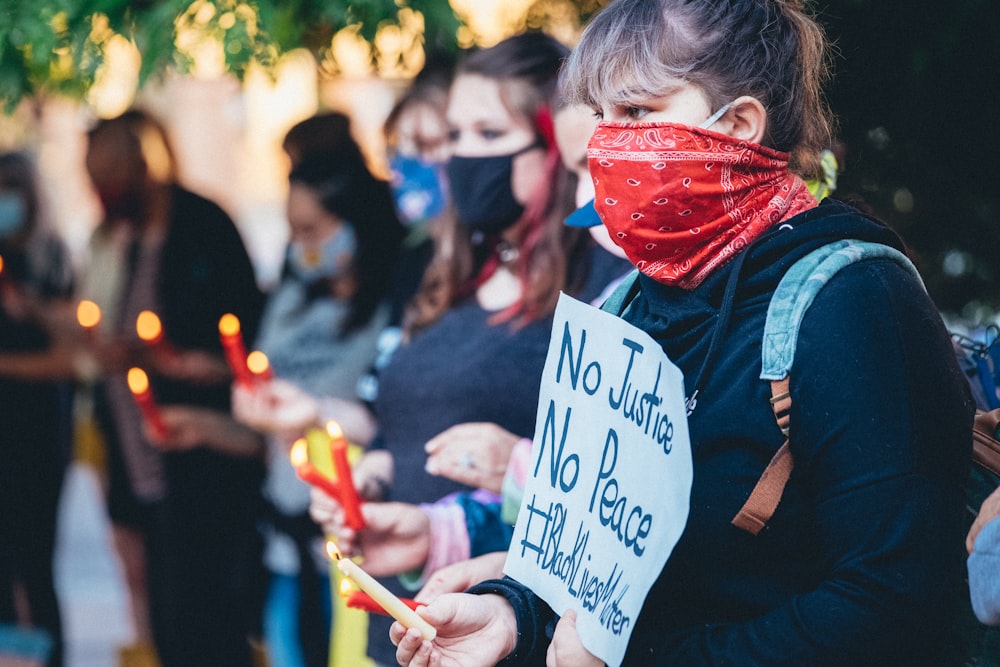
xmin=76 ymin=299 xmax=102 ymax=344
xmin=290 ymin=438 xmax=343 ymax=500
xmin=136 ymin=309 xmax=176 ymax=360
xmin=218 ymin=313 xmax=255 ymax=388
xmin=326 ymin=421 xmax=365 ymax=531
xmin=246 ymin=350 xmax=273 ymax=382
xmin=326 ymin=541 xmax=436 ymax=640
xmin=126 ymin=367 xmax=168 ymax=439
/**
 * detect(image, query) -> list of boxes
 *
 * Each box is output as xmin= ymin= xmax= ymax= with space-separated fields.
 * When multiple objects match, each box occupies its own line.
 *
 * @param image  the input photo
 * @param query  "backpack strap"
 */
xmin=600 ymin=269 xmax=641 ymax=316
xmin=974 ymin=409 xmax=1000 ymax=477
xmin=732 ymin=239 xmax=923 ymax=535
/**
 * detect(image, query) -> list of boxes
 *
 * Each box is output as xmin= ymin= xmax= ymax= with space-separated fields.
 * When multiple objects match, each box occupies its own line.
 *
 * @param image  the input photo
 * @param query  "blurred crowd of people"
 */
xmin=0 ymin=1 xmax=995 ymax=666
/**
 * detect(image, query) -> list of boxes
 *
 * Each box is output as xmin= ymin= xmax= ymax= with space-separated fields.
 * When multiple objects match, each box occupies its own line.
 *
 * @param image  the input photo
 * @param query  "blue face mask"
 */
xmin=389 ymin=154 xmax=447 ymax=227
xmin=0 ymin=193 xmax=26 ymax=239
xmin=288 ymin=223 xmax=358 ymax=283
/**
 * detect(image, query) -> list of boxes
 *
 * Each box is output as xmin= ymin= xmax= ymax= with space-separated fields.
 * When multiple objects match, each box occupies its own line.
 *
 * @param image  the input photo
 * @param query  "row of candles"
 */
xmin=74 ymin=300 xmax=435 ymax=640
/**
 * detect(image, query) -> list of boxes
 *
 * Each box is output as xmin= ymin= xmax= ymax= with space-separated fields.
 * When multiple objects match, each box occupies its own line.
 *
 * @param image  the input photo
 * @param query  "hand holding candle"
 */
xmin=327 ymin=421 xmax=365 ymax=531
xmin=218 ymin=313 xmax=255 ymax=388
xmin=327 ymin=541 xmax=436 ymax=640
xmin=127 ymin=367 xmax=168 ymax=439
xmin=290 ymin=438 xmax=343 ymax=500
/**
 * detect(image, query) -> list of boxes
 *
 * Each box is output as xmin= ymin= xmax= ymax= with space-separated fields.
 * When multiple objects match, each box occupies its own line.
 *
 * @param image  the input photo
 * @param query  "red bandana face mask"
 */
xmin=588 ymin=120 xmax=817 ymax=288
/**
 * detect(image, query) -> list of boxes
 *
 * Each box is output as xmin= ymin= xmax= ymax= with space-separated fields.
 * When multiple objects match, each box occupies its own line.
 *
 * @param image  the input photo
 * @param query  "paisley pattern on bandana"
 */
xmin=589 ymin=121 xmax=817 ymax=288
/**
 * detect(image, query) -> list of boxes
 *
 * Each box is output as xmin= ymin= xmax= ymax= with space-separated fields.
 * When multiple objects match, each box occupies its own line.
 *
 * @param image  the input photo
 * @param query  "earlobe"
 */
xmin=723 ymin=96 xmax=767 ymax=144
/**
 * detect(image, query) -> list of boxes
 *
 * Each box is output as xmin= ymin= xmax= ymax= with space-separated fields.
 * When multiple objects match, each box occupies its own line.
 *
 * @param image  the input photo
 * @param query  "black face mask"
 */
xmin=446 ymin=144 xmax=541 ymax=234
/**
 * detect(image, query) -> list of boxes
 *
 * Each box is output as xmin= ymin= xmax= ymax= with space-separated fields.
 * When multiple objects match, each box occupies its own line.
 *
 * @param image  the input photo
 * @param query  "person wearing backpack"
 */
xmin=390 ymin=1 xmax=975 ymax=665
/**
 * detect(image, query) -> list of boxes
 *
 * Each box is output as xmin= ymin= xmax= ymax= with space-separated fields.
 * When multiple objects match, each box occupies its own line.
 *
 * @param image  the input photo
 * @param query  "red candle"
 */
xmin=290 ymin=438 xmax=342 ymax=499
xmin=218 ymin=313 xmax=255 ymax=388
xmin=126 ymin=367 xmax=168 ymax=439
xmin=246 ymin=350 xmax=274 ymax=382
xmin=327 ymin=421 xmax=365 ymax=531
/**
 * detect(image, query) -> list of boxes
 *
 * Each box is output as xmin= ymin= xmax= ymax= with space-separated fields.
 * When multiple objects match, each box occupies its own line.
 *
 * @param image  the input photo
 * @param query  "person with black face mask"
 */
xmin=294 ymin=32 xmax=627 ymax=667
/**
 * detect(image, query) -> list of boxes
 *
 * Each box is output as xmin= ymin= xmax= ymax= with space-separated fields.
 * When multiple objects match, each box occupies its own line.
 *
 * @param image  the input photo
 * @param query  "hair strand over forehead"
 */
xmin=561 ymin=0 xmax=834 ymax=177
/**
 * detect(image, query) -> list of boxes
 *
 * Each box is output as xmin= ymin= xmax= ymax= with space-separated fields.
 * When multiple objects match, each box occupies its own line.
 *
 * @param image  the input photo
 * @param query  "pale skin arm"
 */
xmin=147 ymin=405 xmax=266 ymax=459
xmin=231 ymin=378 xmax=376 ymax=446
xmin=391 ymin=593 xmax=518 ymax=667
xmin=424 ymin=422 xmax=521 ymax=494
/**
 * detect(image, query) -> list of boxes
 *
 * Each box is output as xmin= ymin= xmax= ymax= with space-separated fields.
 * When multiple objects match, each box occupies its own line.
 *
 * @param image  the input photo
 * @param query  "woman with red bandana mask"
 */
xmin=391 ymin=1 xmax=973 ymax=666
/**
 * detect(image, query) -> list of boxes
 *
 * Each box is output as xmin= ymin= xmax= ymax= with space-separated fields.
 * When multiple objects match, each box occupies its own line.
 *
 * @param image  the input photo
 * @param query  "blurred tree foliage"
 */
xmin=0 ymin=0 xmax=997 ymax=318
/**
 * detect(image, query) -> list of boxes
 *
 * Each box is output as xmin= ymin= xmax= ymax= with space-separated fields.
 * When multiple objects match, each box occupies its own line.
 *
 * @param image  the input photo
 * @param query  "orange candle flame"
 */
xmin=325 ymin=539 xmax=342 ymax=561
xmin=136 ymin=310 xmax=163 ymax=343
xmin=127 ymin=367 xmax=151 ymax=394
xmin=326 ymin=420 xmax=343 ymax=440
xmin=289 ymin=438 xmax=309 ymax=468
xmin=0 ymin=254 xmax=5 ymax=275
xmin=339 ymin=577 xmax=353 ymax=598
xmin=246 ymin=350 xmax=271 ymax=377
xmin=218 ymin=313 xmax=241 ymax=337
xmin=77 ymin=300 xmax=102 ymax=330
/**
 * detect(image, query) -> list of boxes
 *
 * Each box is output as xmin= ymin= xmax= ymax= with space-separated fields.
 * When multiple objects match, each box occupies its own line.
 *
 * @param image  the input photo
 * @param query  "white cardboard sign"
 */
xmin=504 ymin=293 xmax=693 ymax=667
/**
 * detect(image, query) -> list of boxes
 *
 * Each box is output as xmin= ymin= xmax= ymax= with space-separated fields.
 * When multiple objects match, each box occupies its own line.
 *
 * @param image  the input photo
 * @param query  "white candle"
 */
xmin=336 ymin=557 xmax=437 ymax=640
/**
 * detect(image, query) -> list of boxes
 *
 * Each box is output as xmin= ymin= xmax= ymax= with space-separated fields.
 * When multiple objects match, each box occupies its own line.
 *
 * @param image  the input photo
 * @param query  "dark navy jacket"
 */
xmin=473 ymin=200 xmax=974 ymax=665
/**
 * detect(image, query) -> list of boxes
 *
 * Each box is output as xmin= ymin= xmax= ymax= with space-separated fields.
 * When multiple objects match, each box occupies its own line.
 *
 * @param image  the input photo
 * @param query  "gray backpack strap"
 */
xmin=732 ymin=240 xmax=922 ymax=535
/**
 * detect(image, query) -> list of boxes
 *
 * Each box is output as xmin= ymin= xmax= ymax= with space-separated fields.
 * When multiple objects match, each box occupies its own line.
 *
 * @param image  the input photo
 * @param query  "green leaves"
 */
xmin=0 ymin=0 xmax=467 ymax=110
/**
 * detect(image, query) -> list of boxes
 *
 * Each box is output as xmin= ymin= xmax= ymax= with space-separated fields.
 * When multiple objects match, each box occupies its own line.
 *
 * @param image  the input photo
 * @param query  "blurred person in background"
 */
xmin=0 ymin=150 xmax=76 ymax=667
xmin=232 ymin=141 xmax=405 ymax=667
xmin=82 ymin=109 xmax=266 ymax=667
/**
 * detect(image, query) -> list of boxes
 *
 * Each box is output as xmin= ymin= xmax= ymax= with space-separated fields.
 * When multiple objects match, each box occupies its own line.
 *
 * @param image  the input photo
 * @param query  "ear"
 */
xmin=716 ymin=96 xmax=767 ymax=144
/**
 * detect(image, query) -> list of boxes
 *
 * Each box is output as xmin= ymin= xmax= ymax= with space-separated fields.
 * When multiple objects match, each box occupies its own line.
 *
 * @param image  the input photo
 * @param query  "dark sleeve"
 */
xmin=467 ymin=577 xmax=555 ymax=667
xmin=653 ymin=260 xmax=974 ymax=664
xmin=160 ymin=188 xmax=264 ymax=352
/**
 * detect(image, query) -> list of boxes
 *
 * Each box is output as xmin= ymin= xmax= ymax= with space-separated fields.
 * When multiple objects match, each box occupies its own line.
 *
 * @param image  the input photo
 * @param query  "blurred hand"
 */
xmin=152 ymin=348 xmax=231 ymax=385
xmin=147 ymin=405 xmax=265 ymax=458
xmin=310 ymin=489 xmax=430 ymax=576
xmin=391 ymin=593 xmax=518 ymax=667
xmin=352 ymin=449 xmax=393 ymax=501
xmin=416 ymin=551 xmax=507 ymax=603
xmin=232 ymin=377 xmax=320 ymax=436
xmin=546 ymin=610 xmax=603 ymax=667
xmin=969 ymin=485 xmax=1000 ymax=554
xmin=424 ymin=423 xmax=520 ymax=493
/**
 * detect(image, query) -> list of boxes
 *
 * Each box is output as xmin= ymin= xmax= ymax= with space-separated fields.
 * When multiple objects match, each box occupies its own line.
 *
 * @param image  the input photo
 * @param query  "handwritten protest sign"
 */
xmin=504 ymin=293 xmax=693 ymax=667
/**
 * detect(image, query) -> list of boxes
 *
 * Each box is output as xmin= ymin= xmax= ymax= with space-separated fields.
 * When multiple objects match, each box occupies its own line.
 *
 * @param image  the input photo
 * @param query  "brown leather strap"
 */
xmin=732 ymin=378 xmax=795 ymax=535
xmin=973 ymin=409 xmax=1000 ymax=476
